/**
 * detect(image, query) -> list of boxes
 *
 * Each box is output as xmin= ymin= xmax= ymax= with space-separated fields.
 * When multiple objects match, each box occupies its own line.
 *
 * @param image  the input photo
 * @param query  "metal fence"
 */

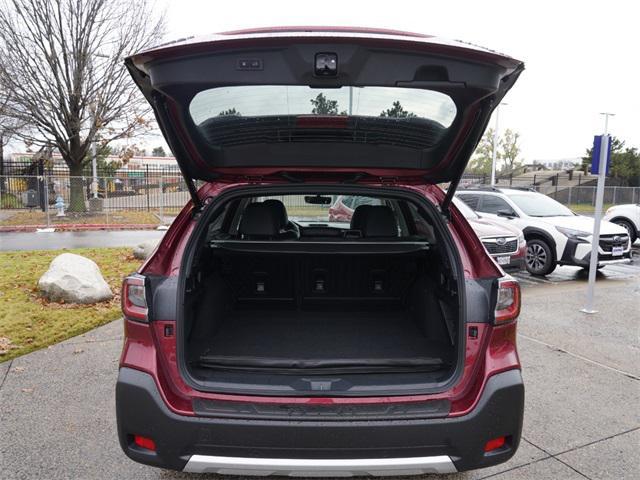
xmin=534 ymin=185 xmax=639 ymax=206
xmin=460 ymin=171 xmax=599 ymax=189
xmin=0 ymin=174 xmax=191 ymax=211
xmin=0 ymin=174 xmax=332 ymax=227
xmin=0 ymin=171 xmax=638 ymax=227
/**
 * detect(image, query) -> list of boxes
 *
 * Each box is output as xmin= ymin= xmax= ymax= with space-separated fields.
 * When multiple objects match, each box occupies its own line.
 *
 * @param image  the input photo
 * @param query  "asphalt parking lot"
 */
xmin=1 ymin=259 xmax=639 ymax=480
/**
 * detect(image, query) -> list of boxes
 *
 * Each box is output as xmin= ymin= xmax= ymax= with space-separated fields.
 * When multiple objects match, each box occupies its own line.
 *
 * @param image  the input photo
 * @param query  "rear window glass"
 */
xmin=477 ymin=195 xmax=513 ymax=215
xmin=190 ymin=86 xmax=457 ymax=126
xmin=256 ymin=194 xmax=384 ymax=225
xmin=456 ymin=194 xmax=480 ymax=210
xmin=188 ymin=86 xmax=457 ymax=151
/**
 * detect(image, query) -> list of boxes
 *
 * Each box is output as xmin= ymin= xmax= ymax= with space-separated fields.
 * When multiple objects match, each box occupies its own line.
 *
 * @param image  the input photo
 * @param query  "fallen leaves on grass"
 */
xmin=0 ymin=247 xmax=141 ymax=361
xmin=0 ymin=336 xmax=18 ymax=355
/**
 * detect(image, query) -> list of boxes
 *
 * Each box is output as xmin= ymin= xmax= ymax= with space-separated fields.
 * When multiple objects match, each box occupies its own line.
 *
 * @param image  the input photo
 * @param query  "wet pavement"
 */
xmin=1 ymin=275 xmax=638 ymax=479
xmin=512 ymin=243 xmax=639 ymax=288
xmin=0 ymin=229 xmax=166 ymax=251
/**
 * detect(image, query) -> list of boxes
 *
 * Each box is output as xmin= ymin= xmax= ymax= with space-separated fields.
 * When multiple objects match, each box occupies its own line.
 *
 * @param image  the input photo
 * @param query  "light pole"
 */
xmin=91 ymin=119 xmax=98 ymax=199
xmin=89 ymin=52 xmax=109 ymax=199
xmin=599 ymin=112 xmax=614 ymax=135
xmin=582 ymin=112 xmax=615 ymax=314
xmin=490 ymin=103 xmax=508 ymax=187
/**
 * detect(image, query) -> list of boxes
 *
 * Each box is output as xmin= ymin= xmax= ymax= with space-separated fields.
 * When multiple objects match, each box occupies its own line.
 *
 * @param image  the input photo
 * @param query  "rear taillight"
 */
xmin=122 ymin=274 xmax=147 ymax=322
xmin=494 ymin=278 xmax=520 ymax=325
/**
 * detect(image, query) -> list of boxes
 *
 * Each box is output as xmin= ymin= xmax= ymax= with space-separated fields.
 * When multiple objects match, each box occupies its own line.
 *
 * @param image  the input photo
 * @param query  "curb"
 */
xmin=0 ymin=223 xmax=160 ymax=233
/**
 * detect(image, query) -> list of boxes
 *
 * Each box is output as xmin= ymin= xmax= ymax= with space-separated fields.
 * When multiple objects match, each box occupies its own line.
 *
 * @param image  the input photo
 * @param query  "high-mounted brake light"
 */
xmin=122 ymin=274 xmax=147 ymax=322
xmin=494 ymin=278 xmax=520 ymax=325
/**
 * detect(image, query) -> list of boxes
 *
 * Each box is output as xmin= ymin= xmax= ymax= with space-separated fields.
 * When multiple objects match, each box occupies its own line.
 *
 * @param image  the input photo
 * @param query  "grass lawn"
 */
xmin=0 ymin=210 xmax=160 ymax=226
xmin=0 ymin=247 xmax=141 ymax=362
xmin=567 ymin=203 xmax=614 ymax=215
xmin=286 ymin=206 xmax=329 ymax=217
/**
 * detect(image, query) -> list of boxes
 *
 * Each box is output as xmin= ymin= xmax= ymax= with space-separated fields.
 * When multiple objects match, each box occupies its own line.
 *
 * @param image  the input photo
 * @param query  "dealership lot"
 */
xmin=1 ymin=255 xmax=638 ymax=480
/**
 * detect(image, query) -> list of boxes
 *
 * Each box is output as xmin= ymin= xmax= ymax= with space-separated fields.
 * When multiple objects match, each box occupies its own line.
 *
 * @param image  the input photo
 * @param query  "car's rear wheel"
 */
xmin=612 ymin=219 xmax=637 ymax=244
xmin=525 ymin=238 xmax=556 ymax=276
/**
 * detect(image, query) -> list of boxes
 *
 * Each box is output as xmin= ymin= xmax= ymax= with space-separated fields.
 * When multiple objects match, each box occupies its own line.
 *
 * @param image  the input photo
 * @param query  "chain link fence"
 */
xmin=0 ymin=172 xmax=192 ymax=227
xmin=0 ymin=173 xmax=330 ymax=227
xmin=534 ymin=185 xmax=639 ymax=208
xmin=0 ymin=171 xmax=638 ymax=227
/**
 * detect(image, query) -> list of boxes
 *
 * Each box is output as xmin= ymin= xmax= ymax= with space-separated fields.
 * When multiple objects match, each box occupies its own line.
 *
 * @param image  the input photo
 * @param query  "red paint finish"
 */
xmin=122 ymin=181 xmax=518 ymax=418
xmin=120 ymin=318 xmax=519 ymax=417
xmin=218 ymin=26 xmax=433 ymax=39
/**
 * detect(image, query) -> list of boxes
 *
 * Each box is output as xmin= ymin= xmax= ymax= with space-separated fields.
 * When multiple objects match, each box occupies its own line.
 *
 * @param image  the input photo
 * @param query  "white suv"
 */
xmin=603 ymin=204 xmax=640 ymax=244
xmin=456 ymin=188 xmax=632 ymax=275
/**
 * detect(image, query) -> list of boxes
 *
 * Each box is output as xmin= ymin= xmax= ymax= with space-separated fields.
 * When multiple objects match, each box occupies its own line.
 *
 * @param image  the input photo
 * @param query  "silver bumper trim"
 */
xmin=597 ymin=257 xmax=632 ymax=265
xmin=183 ymin=454 xmax=458 ymax=476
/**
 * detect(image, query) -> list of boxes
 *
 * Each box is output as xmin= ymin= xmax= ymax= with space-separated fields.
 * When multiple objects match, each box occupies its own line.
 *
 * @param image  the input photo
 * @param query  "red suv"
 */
xmin=117 ymin=27 xmax=524 ymax=476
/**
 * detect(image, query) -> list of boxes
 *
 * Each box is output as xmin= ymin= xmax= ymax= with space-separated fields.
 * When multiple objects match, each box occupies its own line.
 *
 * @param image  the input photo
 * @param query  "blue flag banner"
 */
xmin=591 ymin=135 xmax=612 ymax=175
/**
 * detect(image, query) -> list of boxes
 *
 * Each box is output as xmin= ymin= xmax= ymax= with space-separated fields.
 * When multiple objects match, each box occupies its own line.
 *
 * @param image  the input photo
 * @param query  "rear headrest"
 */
xmin=263 ymin=199 xmax=288 ymax=228
xmin=238 ymin=203 xmax=281 ymax=238
xmin=350 ymin=205 xmax=398 ymax=238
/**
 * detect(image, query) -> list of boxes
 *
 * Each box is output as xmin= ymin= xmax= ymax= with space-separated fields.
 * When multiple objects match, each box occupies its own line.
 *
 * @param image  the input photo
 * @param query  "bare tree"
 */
xmin=0 ymin=0 xmax=164 ymax=211
xmin=0 ymin=91 xmax=23 ymax=167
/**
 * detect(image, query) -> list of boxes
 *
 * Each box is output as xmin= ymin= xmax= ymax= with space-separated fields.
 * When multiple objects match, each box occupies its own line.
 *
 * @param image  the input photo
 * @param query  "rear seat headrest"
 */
xmin=350 ymin=205 xmax=398 ymax=238
xmin=238 ymin=203 xmax=281 ymax=238
xmin=263 ymin=199 xmax=288 ymax=228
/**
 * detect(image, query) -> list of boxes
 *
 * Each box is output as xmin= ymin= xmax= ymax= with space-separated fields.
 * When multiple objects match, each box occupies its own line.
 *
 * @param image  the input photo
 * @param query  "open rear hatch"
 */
xmin=127 ymin=28 xmax=522 ymax=396
xmin=125 ymin=27 xmax=523 ymax=210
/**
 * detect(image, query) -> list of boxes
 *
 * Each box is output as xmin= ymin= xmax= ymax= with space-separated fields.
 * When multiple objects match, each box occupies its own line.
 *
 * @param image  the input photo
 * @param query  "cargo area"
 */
xmin=179 ymin=192 xmax=463 ymax=395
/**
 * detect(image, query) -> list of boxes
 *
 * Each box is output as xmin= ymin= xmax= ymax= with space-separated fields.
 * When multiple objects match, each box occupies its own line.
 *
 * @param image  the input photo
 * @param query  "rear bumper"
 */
xmin=116 ymin=368 xmax=524 ymax=475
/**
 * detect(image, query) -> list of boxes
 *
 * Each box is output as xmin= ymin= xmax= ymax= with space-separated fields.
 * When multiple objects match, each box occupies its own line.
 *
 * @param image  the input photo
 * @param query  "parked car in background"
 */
xmin=116 ymin=27 xmax=525 ymax=476
xmin=603 ymin=204 xmax=639 ymax=244
xmin=456 ymin=187 xmax=632 ymax=276
xmin=328 ymin=195 xmax=381 ymax=222
xmin=453 ymin=198 xmax=526 ymax=271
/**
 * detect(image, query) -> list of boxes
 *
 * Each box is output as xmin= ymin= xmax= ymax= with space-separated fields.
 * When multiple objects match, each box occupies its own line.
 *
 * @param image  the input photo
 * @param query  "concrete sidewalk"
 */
xmin=1 ymin=278 xmax=639 ymax=479
xmin=0 ymin=230 xmax=165 ymax=251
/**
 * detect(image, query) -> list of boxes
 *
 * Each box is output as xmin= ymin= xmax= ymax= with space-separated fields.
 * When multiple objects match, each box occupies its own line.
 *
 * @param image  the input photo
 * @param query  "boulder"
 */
xmin=133 ymin=240 xmax=157 ymax=260
xmin=38 ymin=253 xmax=113 ymax=304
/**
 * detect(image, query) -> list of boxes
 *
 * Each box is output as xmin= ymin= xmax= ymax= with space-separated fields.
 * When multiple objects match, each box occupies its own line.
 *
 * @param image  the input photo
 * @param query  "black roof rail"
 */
xmin=458 ymin=185 xmax=503 ymax=193
xmin=506 ymin=186 xmax=537 ymax=192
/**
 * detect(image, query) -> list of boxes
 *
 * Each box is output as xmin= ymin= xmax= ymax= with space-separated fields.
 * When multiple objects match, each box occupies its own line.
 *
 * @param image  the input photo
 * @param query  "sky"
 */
xmin=156 ymin=0 xmax=639 ymax=162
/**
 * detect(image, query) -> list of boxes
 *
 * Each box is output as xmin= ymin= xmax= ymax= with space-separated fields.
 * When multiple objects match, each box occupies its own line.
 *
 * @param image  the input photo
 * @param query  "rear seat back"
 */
xmin=350 ymin=205 xmax=399 ymax=238
xmin=238 ymin=201 xmax=300 ymax=240
xmin=237 ymin=203 xmax=282 ymax=240
xmin=215 ymin=252 xmax=419 ymax=309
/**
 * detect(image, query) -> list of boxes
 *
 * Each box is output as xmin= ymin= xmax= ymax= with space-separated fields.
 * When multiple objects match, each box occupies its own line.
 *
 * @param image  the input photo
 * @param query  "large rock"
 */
xmin=133 ymin=240 xmax=157 ymax=260
xmin=38 ymin=253 xmax=113 ymax=304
